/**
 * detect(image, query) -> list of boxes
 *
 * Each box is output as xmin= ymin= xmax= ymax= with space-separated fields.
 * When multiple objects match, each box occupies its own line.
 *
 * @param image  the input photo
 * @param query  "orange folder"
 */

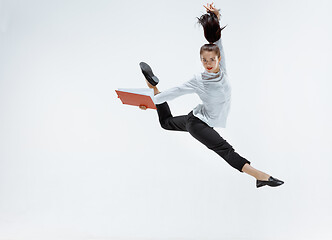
xmin=115 ymin=89 xmax=157 ymax=110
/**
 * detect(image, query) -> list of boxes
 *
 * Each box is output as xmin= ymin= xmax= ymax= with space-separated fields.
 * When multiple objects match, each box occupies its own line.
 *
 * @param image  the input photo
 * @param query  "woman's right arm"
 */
xmin=153 ymin=77 xmax=196 ymax=105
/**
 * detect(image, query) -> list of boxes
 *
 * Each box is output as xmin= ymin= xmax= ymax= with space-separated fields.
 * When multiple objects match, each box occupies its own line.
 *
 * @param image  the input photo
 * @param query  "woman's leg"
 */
xmin=156 ymin=102 xmax=188 ymax=131
xmin=186 ymin=113 xmax=249 ymax=172
xmin=143 ymin=79 xmax=279 ymax=184
xmin=149 ymin=83 xmax=188 ymax=132
xmin=241 ymin=163 xmax=270 ymax=181
xmin=186 ymin=114 xmax=271 ymax=179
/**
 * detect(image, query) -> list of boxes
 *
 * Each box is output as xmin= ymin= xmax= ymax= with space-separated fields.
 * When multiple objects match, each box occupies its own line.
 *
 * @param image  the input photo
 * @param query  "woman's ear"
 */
xmin=218 ymin=56 xmax=221 ymax=62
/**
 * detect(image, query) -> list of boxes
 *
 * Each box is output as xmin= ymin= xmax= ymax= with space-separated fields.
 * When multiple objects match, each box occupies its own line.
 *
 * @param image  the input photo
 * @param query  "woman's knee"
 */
xmin=159 ymin=118 xmax=176 ymax=131
xmin=159 ymin=119 xmax=169 ymax=130
xmin=187 ymin=120 xmax=212 ymax=145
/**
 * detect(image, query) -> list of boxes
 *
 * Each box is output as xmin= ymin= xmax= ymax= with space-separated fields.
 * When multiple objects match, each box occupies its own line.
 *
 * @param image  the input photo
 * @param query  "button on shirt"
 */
xmin=153 ymin=37 xmax=231 ymax=128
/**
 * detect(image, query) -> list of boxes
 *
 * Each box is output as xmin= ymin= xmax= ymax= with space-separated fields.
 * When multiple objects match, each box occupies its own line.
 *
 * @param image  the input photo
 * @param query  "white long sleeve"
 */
xmin=214 ymin=37 xmax=227 ymax=75
xmin=214 ymin=19 xmax=227 ymax=75
xmin=152 ymin=18 xmax=231 ymax=128
xmin=153 ymin=77 xmax=196 ymax=104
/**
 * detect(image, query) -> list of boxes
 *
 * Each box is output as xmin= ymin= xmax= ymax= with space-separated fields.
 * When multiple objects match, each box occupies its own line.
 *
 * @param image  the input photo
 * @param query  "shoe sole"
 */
xmin=139 ymin=62 xmax=159 ymax=86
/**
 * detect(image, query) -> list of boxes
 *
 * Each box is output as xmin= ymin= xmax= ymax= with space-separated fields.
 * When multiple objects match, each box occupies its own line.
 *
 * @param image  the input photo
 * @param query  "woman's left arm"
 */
xmin=204 ymin=3 xmax=227 ymax=75
xmin=214 ymin=29 xmax=227 ymax=75
xmin=203 ymin=3 xmax=221 ymax=20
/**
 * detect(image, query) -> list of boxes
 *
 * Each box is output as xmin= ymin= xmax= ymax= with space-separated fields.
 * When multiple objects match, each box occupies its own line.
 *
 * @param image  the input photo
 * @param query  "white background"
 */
xmin=0 ymin=0 xmax=331 ymax=239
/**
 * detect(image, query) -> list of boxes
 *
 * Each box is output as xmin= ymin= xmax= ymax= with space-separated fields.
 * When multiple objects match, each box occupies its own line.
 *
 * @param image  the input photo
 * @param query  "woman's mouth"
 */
xmin=207 ymin=67 xmax=213 ymax=70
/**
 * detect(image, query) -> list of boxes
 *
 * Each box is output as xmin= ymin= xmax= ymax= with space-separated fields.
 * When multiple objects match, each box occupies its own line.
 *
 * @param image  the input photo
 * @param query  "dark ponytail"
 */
xmin=197 ymin=11 xmax=227 ymax=43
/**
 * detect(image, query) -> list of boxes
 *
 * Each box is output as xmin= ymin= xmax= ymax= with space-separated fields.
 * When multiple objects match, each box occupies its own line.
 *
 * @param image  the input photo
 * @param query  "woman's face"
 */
xmin=200 ymin=51 xmax=221 ymax=73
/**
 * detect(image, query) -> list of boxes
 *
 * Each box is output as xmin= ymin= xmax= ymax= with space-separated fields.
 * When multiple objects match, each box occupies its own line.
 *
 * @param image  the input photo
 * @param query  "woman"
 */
xmin=139 ymin=3 xmax=284 ymax=188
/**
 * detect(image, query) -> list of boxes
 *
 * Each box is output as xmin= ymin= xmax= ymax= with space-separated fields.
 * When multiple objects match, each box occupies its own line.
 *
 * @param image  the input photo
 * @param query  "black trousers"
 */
xmin=156 ymin=102 xmax=250 ymax=172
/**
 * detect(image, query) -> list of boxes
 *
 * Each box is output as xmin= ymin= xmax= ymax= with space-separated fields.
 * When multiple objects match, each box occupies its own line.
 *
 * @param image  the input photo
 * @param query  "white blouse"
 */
xmin=153 ymin=37 xmax=231 ymax=128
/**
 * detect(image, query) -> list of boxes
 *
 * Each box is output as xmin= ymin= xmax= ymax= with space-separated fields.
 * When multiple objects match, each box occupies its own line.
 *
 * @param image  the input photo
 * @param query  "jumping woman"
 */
xmin=139 ymin=3 xmax=284 ymax=188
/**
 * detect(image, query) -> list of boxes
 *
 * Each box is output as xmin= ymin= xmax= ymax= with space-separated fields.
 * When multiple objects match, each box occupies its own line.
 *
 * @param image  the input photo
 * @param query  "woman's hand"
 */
xmin=139 ymin=105 xmax=147 ymax=110
xmin=203 ymin=2 xmax=220 ymax=20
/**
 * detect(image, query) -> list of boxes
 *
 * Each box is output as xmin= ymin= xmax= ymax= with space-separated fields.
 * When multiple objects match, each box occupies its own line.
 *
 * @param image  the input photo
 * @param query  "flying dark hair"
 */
xmin=197 ymin=11 xmax=227 ymax=57
xmin=197 ymin=11 xmax=227 ymax=43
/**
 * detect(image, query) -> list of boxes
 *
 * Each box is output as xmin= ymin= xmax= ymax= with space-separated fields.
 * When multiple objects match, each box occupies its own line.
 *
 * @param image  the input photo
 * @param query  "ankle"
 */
xmin=151 ymin=87 xmax=160 ymax=95
xmin=257 ymin=173 xmax=270 ymax=181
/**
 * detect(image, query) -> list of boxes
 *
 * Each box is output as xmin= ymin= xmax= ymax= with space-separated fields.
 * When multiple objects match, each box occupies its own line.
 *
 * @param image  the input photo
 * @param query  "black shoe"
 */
xmin=139 ymin=62 xmax=159 ymax=86
xmin=256 ymin=176 xmax=284 ymax=188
